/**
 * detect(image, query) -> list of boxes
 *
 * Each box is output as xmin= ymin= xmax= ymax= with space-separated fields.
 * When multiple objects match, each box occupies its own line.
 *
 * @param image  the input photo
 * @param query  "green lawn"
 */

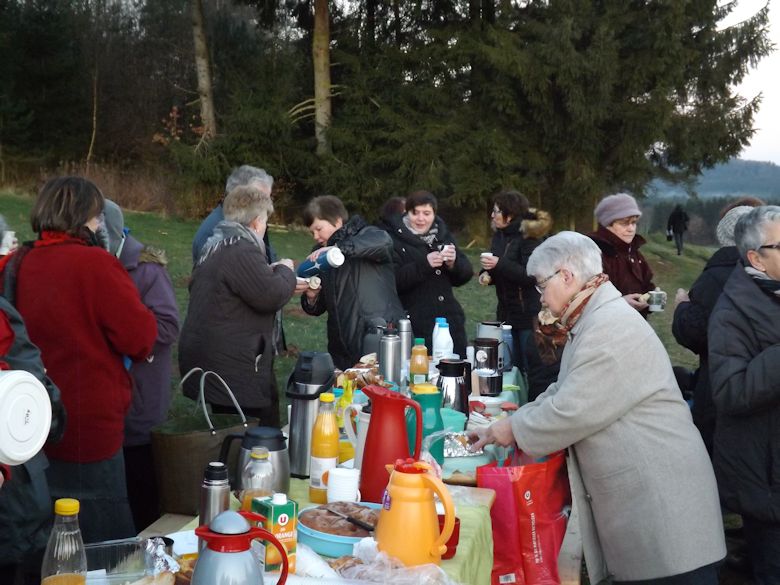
xmin=0 ymin=190 xmax=708 ymax=422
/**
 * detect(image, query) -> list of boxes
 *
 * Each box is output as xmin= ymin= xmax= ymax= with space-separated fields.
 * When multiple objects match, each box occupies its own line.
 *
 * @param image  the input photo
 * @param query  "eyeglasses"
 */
xmin=491 ymin=208 xmax=503 ymax=216
xmin=758 ymin=242 xmax=780 ymax=251
xmin=535 ymin=270 xmax=561 ymax=294
xmin=613 ymin=217 xmax=639 ymax=227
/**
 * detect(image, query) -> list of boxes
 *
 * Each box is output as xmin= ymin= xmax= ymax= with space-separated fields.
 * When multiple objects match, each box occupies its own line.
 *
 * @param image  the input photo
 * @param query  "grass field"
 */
xmin=0 ymin=189 xmax=708 ymax=421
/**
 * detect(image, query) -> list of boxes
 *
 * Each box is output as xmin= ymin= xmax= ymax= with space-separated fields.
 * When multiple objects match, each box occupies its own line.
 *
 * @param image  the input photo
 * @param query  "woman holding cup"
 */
xmin=479 ymin=190 xmax=552 ymax=370
xmin=385 ymin=190 xmax=473 ymax=357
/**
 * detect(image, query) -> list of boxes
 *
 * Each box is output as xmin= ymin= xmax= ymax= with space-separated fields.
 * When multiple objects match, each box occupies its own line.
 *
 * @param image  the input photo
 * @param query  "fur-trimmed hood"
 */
xmin=522 ymin=208 xmax=553 ymax=240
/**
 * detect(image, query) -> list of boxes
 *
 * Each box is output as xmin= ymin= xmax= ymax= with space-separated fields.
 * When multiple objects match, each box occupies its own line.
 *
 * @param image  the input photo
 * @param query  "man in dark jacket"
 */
xmin=667 ymin=204 xmax=690 ymax=255
xmin=302 ymin=196 xmax=406 ymax=370
xmin=709 ymin=205 xmax=780 ymax=584
xmin=386 ymin=191 xmax=473 ymax=357
xmin=672 ymin=205 xmax=755 ymax=454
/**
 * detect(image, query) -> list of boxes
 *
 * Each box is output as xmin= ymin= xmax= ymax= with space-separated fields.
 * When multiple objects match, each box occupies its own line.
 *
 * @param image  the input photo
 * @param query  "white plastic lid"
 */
xmin=0 ymin=371 xmax=52 ymax=466
xmin=272 ymin=493 xmax=288 ymax=505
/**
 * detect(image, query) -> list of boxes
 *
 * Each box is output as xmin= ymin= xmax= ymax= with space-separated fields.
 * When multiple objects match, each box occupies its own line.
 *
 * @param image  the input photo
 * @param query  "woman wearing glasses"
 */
xmin=588 ymin=193 xmax=655 ymax=315
xmin=479 ymin=190 xmax=552 ymax=372
xmin=470 ymin=231 xmax=725 ymax=584
xmin=709 ymin=206 xmax=780 ymax=584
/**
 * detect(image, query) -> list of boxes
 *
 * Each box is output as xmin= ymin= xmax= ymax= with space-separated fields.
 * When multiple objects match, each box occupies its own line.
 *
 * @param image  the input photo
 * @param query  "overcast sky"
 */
xmin=723 ymin=1 xmax=780 ymax=164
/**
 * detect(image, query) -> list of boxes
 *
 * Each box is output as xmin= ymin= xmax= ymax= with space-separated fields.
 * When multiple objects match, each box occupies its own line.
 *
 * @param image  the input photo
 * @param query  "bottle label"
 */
xmin=412 ymin=374 xmax=428 ymax=384
xmin=309 ymin=456 xmax=338 ymax=488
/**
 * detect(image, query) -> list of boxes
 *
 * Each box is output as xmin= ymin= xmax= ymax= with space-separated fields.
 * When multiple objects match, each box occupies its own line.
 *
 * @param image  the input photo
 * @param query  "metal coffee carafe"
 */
xmin=379 ymin=323 xmax=402 ymax=385
xmin=473 ymin=337 xmax=502 ymax=396
xmin=218 ymin=426 xmax=290 ymax=494
xmin=436 ymin=359 xmax=471 ymax=414
xmin=285 ymin=351 xmax=335 ymax=478
xmin=193 ymin=510 xmax=289 ymax=585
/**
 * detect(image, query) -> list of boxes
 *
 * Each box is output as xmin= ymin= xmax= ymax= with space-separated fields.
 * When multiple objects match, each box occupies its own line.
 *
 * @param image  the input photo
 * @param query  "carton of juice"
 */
xmin=252 ymin=493 xmax=297 ymax=573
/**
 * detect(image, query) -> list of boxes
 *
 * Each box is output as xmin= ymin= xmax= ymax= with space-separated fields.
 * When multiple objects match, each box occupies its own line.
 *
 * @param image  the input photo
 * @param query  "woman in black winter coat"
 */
xmin=708 ymin=205 xmax=780 ymax=583
xmin=386 ymin=191 xmax=473 ymax=357
xmin=479 ymin=191 xmax=552 ymax=372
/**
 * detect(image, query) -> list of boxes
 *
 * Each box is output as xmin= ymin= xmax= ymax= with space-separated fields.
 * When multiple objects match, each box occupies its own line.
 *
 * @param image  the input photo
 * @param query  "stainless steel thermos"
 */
xmin=379 ymin=324 xmax=402 ymax=385
xmin=199 ymin=461 xmax=230 ymax=549
xmin=398 ymin=318 xmax=413 ymax=361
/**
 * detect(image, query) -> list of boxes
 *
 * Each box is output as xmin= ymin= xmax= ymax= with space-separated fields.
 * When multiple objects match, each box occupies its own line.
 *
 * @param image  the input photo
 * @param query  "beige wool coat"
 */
xmin=510 ymin=282 xmax=725 ymax=583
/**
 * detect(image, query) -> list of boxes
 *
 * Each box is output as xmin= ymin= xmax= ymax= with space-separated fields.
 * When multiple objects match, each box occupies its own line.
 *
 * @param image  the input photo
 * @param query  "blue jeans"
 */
xmin=743 ymin=516 xmax=780 ymax=585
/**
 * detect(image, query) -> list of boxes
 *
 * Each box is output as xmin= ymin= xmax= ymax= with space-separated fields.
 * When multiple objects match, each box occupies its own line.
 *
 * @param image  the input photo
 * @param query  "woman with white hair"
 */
xmin=470 ymin=231 xmax=725 ymax=584
xmin=180 ymin=184 xmax=302 ymax=427
xmin=709 ymin=205 xmax=780 ymax=584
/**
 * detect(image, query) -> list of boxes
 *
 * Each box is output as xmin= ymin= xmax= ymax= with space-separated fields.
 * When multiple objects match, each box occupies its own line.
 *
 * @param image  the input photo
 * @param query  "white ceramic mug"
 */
xmin=324 ymin=467 xmax=361 ymax=503
xmin=344 ymin=404 xmax=370 ymax=469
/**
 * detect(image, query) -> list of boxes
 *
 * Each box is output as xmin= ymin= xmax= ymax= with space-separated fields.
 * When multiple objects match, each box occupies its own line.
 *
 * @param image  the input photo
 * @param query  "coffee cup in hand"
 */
xmin=647 ymin=289 xmax=667 ymax=312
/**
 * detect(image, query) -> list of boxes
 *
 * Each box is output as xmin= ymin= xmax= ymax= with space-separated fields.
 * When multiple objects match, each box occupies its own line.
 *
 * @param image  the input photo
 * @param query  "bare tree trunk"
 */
xmin=192 ymin=0 xmax=217 ymax=141
xmin=366 ymin=0 xmax=376 ymax=48
xmin=393 ymin=0 xmax=402 ymax=47
xmin=313 ymin=0 xmax=332 ymax=156
xmin=86 ymin=69 xmax=98 ymax=175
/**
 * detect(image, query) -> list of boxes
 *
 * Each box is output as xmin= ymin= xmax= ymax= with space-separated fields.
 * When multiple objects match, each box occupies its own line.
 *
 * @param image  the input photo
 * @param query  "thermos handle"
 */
xmin=420 ymin=473 xmax=455 ymax=558
xmin=405 ymin=397 xmax=423 ymax=460
xmin=218 ymin=433 xmax=243 ymax=465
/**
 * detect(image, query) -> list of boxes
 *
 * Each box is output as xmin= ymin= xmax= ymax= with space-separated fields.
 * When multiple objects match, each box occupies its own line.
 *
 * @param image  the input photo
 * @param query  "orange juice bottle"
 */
xmin=309 ymin=392 xmax=339 ymax=503
xmin=41 ymin=499 xmax=87 ymax=585
xmin=409 ymin=338 xmax=429 ymax=386
xmin=240 ymin=447 xmax=275 ymax=511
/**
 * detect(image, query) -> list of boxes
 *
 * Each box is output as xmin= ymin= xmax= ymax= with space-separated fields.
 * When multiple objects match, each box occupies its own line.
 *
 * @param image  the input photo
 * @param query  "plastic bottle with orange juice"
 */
xmin=240 ymin=446 xmax=275 ymax=511
xmin=41 ymin=498 xmax=87 ymax=585
xmin=309 ymin=392 xmax=339 ymax=503
xmin=409 ymin=338 xmax=429 ymax=386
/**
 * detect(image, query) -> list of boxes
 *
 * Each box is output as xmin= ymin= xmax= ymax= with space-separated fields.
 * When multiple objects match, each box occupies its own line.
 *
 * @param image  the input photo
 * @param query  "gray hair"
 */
xmin=735 ymin=205 xmax=780 ymax=260
xmin=223 ymin=184 xmax=274 ymax=226
xmin=224 ymin=165 xmax=273 ymax=196
xmin=527 ymin=231 xmax=603 ymax=283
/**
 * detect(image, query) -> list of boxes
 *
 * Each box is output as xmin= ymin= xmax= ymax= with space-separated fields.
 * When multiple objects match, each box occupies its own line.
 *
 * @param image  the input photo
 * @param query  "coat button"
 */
xmin=585 ymin=493 xmax=593 ymax=501
xmin=438 ymin=295 xmax=444 ymax=301
xmin=435 ymin=269 xmax=441 ymax=275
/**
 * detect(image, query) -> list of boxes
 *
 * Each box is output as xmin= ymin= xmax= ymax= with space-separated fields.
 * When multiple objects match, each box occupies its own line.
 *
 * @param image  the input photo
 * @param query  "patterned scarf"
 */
xmin=535 ymin=273 xmax=610 ymax=364
xmin=745 ymin=265 xmax=780 ymax=298
xmin=198 ymin=220 xmax=265 ymax=265
xmin=402 ymin=214 xmax=439 ymax=247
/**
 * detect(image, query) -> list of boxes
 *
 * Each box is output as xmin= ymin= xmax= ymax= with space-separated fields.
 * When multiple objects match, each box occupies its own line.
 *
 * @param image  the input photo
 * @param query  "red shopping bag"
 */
xmin=477 ymin=451 xmax=571 ymax=585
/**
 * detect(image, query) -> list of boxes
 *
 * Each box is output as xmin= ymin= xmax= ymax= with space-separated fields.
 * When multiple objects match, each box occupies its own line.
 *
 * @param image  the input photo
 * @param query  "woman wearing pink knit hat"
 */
xmin=588 ymin=193 xmax=655 ymax=315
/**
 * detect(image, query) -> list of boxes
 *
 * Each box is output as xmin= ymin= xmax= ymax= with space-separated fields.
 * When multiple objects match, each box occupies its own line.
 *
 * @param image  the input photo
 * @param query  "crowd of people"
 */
xmin=0 ymin=168 xmax=777 ymax=584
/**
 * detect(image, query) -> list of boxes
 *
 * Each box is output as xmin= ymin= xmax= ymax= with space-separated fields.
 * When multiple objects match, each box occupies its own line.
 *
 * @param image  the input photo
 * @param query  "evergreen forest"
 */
xmin=0 ymin=0 xmax=772 ymax=231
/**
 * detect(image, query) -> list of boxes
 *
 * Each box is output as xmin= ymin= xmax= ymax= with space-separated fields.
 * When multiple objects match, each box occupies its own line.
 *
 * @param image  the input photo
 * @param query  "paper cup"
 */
xmin=0 ymin=371 xmax=52 ymax=466
xmin=324 ymin=467 xmax=361 ymax=503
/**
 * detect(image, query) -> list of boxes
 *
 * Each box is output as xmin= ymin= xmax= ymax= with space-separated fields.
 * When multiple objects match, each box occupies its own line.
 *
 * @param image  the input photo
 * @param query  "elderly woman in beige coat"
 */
xmin=470 ymin=232 xmax=725 ymax=584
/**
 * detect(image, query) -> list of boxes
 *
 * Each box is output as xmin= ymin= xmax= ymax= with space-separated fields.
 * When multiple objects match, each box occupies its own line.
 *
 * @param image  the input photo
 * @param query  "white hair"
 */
xmin=735 ymin=205 xmax=780 ymax=260
xmin=225 ymin=165 xmax=273 ymax=196
xmin=527 ymin=231 xmax=603 ymax=283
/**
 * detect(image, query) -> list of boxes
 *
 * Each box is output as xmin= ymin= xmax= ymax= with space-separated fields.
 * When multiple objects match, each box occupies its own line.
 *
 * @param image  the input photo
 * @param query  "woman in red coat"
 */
xmin=588 ymin=193 xmax=655 ymax=316
xmin=0 ymin=177 xmax=157 ymax=542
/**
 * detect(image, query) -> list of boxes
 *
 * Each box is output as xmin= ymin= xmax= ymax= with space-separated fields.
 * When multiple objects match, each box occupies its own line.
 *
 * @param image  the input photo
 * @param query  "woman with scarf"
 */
xmin=0 ymin=176 xmax=157 ymax=543
xmin=386 ymin=190 xmax=473 ymax=357
xmin=179 ymin=184 xmax=301 ymax=427
xmin=469 ymin=232 xmax=724 ymax=584
xmin=588 ymin=192 xmax=655 ymax=315
xmin=709 ymin=206 xmax=780 ymax=584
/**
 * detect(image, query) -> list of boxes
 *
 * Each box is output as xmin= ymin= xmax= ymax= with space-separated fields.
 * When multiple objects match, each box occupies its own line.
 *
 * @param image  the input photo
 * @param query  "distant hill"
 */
xmin=648 ymin=159 xmax=780 ymax=200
